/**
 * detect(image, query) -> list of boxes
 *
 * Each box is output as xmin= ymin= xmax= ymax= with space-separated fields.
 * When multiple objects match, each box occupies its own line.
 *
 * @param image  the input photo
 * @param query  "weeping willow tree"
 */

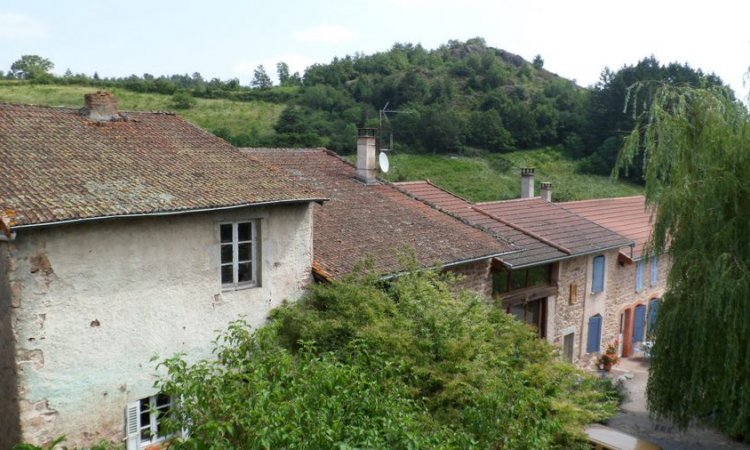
xmin=618 ymin=85 xmax=750 ymax=439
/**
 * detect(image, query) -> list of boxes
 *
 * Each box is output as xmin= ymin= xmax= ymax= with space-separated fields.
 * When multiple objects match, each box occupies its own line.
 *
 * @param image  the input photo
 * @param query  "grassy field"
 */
xmin=0 ymin=81 xmax=283 ymax=141
xmin=380 ymin=148 xmax=643 ymax=202
xmin=1 ymin=81 xmax=641 ymax=202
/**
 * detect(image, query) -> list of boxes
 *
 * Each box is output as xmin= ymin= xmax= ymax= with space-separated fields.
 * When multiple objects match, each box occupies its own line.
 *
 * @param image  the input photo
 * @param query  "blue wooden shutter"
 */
xmin=586 ymin=315 xmax=602 ymax=353
xmin=592 ymin=256 xmax=605 ymax=292
xmin=636 ymin=260 xmax=645 ymax=291
xmin=633 ymin=304 xmax=647 ymax=342
xmin=651 ymin=256 xmax=660 ymax=285
xmin=648 ymin=299 xmax=661 ymax=337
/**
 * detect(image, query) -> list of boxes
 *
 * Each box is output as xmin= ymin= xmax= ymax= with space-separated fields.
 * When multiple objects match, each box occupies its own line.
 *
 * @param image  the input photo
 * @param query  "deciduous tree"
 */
xmin=618 ymin=85 xmax=750 ymax=439
xmin=9 ymin=54 xmax=54 ymax=79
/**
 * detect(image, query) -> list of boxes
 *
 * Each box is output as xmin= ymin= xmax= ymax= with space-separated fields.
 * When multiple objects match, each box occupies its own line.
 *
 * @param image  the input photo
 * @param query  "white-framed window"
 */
xmin=592 ymin=255 xmax=605 ymax=293
xmin=220 ymin=221 xmax=259 ymax=289
xmin=126 ymin=394 xmax=173 ymax=449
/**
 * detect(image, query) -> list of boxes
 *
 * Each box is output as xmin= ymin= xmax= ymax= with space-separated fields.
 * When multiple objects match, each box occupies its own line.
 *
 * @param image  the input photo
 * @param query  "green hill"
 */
xmin=381 ymin=148 xmax=642 ymax=202
xmin=0 ymin=81 xmax=283 ymax=143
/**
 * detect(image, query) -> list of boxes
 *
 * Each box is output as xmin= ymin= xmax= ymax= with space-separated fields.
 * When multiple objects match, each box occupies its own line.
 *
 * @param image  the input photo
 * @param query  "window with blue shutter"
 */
xmin=648 ymin=298 xmax=661 ymax=338
xmin=586 ymin=314 xmax=602 ymax=353
xmin=633 ymin=304 xmax=647 ymax=342
xmin=651 ymin=255 xmax=660 ymax=285
xmin=592 ymin=255 xmax=605 ymax=293
xmin=636 ymin=260 xmax=645 ymax=291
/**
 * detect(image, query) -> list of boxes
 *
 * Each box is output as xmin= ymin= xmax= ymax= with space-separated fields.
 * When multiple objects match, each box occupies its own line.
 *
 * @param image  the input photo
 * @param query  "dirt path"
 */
xmin=606 ymin=357 xmax=748 ymax=450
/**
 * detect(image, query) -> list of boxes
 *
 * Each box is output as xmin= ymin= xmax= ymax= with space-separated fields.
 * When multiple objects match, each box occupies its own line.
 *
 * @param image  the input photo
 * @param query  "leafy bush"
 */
xmin=157 ymin=264 xmax=618 ymax=449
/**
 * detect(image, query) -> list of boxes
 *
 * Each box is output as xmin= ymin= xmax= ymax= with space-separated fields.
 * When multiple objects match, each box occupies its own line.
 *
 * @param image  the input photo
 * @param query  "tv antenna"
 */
xmin=378 ymin=101 xmax=413 ymax=152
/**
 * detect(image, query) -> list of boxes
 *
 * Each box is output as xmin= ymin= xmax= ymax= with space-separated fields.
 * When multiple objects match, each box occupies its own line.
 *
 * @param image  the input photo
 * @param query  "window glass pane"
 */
xmin=238 ymin=243 xmax=252 ymax=262
xmin=220 ymin=244 xmax=233 ymax=264
xmin=526 ymin=300 xmax=541 ymax=327
xmin=510 ymin=270 xmax=526 ymax=290
xmin=238 ymin=262 xmax=253 ymax=283
xmin=492 ymin=271 xmax=509 ymax=293
xmin=509 ymin=303 xmax=525 ymax=322
xmin=156 ymin=394 xmax=170 ymax=408
xmin=221 ymin=265 xmax=233 ymax=285
xmin=238 ymin=222 xmax=251 ymax=241
xmin=527 ymin=265 xmax=550 ymax=287
xmin=220 ymin=224 xmax=232 ymax=243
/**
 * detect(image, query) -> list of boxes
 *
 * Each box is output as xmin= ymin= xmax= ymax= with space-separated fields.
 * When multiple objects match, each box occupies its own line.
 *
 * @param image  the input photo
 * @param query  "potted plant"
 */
xmin=598 ymin=339 xmax=620 ymax=371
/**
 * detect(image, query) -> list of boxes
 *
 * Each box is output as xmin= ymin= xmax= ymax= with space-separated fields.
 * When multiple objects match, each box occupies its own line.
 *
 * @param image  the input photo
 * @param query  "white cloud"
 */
xmin=292 ymin=24 xmax=356 ymax=44
xmin=233 ymin=53 xmax=316 ymax=82
xmin=0 ymin=13 xmax=48 ymax=40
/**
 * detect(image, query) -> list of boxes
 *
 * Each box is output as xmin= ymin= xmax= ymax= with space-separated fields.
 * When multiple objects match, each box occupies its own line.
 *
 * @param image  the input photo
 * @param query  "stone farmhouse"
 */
xmin=0 ymin=92 xmax=329 ymax=448
xmin=561 ymin=196 xmax=667 ymax=359
xmin=241 ymin=130 xmax=514 ymax=293
xmin=0 ymin=98 xmax=513 ymax=449
xmin=1 ymin=91 xmax=667 ymax=448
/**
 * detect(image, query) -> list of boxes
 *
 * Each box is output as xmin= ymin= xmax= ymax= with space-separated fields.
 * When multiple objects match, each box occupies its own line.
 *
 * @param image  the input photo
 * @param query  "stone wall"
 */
xmin=448 ymin=259 xmax=492 ymax=298
xmin=603 ymin=254 xmax=670 ymax=349
xmin=550 ymin=256 xmax=588 ymax=363
xmin=8 ymin=203 xmax=313 ymax=447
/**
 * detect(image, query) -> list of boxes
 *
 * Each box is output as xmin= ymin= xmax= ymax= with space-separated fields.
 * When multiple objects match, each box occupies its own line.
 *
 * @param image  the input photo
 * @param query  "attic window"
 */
xmin=220 ymin=221 xmax=259 ymax=289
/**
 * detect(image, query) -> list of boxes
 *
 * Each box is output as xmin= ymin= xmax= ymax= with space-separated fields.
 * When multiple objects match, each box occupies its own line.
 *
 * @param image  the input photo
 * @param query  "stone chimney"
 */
xmin=540 ymin=182 xmax=553 ymax=201
xmin=357 ymin=128 xmax=377 ymax=185
xmin=520 ymin=167 xmax=535 ymax=198
xmin=83 ymin=91 xmax=120 ymax=121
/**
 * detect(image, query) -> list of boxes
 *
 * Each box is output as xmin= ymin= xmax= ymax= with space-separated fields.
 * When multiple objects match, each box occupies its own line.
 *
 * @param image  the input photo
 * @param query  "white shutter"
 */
xmin=125 ymin=400 xmax=141 ymax=450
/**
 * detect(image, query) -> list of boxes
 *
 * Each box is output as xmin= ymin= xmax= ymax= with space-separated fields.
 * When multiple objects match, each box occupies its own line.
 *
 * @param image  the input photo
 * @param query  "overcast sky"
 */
xmin=2 ymin=0 xmax=748 ymax=98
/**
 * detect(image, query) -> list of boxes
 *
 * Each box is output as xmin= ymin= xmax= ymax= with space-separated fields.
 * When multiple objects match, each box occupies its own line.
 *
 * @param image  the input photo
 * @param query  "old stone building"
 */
xmin=0 ymin=93 xmax=326 ymax=449
xmin=561 ymin=196 xmax=669 ymax=359
xmin=395 ymin=175 xmax=635 ymax=364
xmin=242 ymin=132 xmax=513 ymax=291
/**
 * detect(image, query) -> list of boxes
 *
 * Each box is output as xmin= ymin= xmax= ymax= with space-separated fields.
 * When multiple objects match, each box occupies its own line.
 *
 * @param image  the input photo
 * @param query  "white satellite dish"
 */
xmin=378 ymin=151 xmax=390 ymax=173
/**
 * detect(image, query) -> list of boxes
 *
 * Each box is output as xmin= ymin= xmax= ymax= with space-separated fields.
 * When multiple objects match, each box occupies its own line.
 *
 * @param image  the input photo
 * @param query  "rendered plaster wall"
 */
xmin=0 ymin=242 xmax=21 ymax=450
xmin=447 ymin=259 xmax=492 ymax=299
xmin=9 ymin=203 xmax=313 ymax=447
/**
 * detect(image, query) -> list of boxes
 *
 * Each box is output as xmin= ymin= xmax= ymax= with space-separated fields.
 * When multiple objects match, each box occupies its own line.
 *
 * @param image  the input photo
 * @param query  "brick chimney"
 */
xmin=83 ymin=91 xmax=119 ymax=121
xmin=520 ymin=167 xmax=535 ymax=198
xmin=357 ymin=128 xmax=377 ymax=185
xmin=540 ymin=182 xmax=553 ymax=202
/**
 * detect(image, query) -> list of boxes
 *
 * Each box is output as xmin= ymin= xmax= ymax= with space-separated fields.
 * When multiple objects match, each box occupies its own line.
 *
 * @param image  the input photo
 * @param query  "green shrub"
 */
xmin=157 ymin=264 xmax=619 ymax=449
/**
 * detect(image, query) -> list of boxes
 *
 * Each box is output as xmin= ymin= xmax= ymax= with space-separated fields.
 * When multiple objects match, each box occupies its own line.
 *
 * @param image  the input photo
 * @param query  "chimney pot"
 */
xmin=541 ymin=182 xmax=553 ymax=202
xmin=356 ymin=128 xmax=378 ymax=185
xmin=83 ymin=91 xmax=119 ymax=121
xmin=520 ymin=167 xmax=535 ymax=198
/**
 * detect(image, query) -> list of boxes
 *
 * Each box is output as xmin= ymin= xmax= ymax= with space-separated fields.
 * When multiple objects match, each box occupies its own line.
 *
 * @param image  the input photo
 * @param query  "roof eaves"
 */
xmin=11 ymin=197 xmax=328 ymax=231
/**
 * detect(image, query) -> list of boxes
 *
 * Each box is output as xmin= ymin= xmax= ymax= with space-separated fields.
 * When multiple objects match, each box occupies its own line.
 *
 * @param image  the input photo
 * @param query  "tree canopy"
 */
xmin=156 ymin=265 xmax=619 ymax=448
xmin=618 ymin=85 xmax=750 ymax=439
xmin=9 ymin=55 xmax=54 ymax=80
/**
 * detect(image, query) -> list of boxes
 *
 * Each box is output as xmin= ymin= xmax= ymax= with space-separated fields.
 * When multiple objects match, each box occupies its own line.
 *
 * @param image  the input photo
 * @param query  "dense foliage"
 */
xmin=3 ymin=44 xmax=727 ymax=180
xmin=581 ymin=56 xmax=726 ymax=180
xmin=157 ymin=266 xmax=619 ymax=449
xmin=618 ymin=85 xmax=750 ymax=439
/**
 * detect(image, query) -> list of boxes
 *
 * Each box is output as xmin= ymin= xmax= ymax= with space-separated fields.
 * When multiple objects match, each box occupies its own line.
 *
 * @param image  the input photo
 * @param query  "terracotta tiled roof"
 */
xmin=477 ymin=197 xmax=633 ymax=258
xmin=396 ymin=181 xmax=565 ymax=268
xmin=559 ymin=196 xmax=653 ymax=260
xmin=241 ymin=149 xmax=514 ymax=279
xmin=396 ymin=181 xmax=634 ymax=268
xmin=0 ymin=103 xmax=324 ymax=228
